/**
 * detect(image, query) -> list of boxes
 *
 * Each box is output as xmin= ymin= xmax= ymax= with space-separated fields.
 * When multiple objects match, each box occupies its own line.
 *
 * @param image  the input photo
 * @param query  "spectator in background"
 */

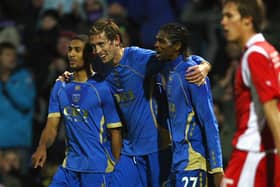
xmin=42 ymin=0 xmax=84 ymax=15
xmin=26 ymin=9 xmax=60 ymax=91
xmin=76 ymin=0 xmax=107 ymax=34
xmin=42 ymin=31 xmax=76 ymax=95
xmin=212 ymin=42 xmax=240 ymax=166
xmin=0 ymin=42 xmax=36 ymax=185
xmin=180 ymin=0 xmax=222 ymax=65
xmin=0 ymin=150 xmax=22 ymax=187
xmin=107 ymin=1 xmax=133 ymax=47
xmin=22 ymin=0 xmax=45 ymax=56
xmin=221 ymin=0 xmax=280 ymax=186
xmin=107 ymin=0 xmax=184 ymax=48
xmin=0 ymin=20 xmax=21 ymax=49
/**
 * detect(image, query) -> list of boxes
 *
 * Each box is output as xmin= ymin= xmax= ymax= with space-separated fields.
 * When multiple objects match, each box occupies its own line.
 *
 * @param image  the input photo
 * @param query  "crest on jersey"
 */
xmin=75 ymin=85 xmax=81 ymax=90
xmin=72 ymin=94 xmax=80 ymax=103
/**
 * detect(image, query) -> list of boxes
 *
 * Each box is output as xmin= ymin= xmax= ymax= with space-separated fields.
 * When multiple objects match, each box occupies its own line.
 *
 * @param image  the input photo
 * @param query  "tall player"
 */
xmin=88 ymin=18 xmax=211 ymax=187
xmin=221 ymin=0 xmax=280 ymax=186
xmin=31 ymin=35 xmax=122 ymax=187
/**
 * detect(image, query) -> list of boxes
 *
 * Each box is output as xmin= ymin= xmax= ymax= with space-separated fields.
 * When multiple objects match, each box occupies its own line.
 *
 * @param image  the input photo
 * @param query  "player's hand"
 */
xmin=56 ymin=71 xmax=73 ymax=82
xmin=185 ymin=61 xmax=211 ymax=86
xmin=213 ymin=172 xmax=224 ymax=187
xmin=31 ymin=146 xmax=47 ymax=168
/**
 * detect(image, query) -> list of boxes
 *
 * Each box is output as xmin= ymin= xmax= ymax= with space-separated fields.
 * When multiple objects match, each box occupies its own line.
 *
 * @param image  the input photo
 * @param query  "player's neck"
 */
xmin=240 ymin=30 xmax=256 ymax=48
xmin=112 ymin=47 xmax=124 ymax=66
xmin=73 ymin=70 xmax=88 ymax=82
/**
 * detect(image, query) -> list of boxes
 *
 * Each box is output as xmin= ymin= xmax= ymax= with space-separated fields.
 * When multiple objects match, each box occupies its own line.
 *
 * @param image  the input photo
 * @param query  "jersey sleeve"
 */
xmin=188 ymin=55 xmax=209 ymax=65
xmin=99 ymin=82 xmax=122 ymax=129
xmin=48 ymin=81 xmax=63 ymax=118
xmin=186 ymin=78 xmax=224 ymax=173
xmin=248 ymin=52 xmax=279 ymax=103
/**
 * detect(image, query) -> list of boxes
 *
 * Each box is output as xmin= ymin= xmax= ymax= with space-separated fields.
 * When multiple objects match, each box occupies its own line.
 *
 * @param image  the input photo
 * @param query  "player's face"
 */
xmin=221 ymin=2 xmax=245 ymax=43
xmin=154 ymin=31 xmax=177 ymax=61
xmin=89 ymin=32 xmax=115 ymax=64
xmin=67 ymin=39 xmax=85 ymax=70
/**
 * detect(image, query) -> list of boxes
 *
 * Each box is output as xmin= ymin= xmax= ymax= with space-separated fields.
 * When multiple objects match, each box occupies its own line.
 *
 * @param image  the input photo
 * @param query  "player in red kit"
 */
xmin=220 ymin=0 xmax=280 ymax=186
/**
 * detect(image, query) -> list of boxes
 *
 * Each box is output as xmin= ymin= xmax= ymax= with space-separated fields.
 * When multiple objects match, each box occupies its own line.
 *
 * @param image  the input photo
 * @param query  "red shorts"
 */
xmin=221 ymin=149 xmax=280 ymax=187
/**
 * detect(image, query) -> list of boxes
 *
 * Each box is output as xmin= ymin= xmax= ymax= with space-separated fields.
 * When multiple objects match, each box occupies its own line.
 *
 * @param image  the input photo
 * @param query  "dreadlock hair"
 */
xmin=159 ymin=23 xmax=190 ymax=56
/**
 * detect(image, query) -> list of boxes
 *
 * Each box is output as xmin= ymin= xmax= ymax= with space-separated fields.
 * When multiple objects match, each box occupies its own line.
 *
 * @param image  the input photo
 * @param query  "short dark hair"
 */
xmin=89 ymin=18 xmax=123 ymax=43
xmin=0 ymin=42 xmax=16 ymax=55
xmin=223 ymin=0 xmax=265 ymax=32
xmin=159 ymin=23 xmax=189 ymax=54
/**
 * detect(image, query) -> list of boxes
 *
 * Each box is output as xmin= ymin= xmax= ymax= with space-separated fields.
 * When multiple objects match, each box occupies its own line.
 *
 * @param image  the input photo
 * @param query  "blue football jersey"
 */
xmin=163 ymin=55 xmax=223 ymax=173
xmin=105 ymin=47 xmax=169 ymax=155
xmin=48 ymin=77 xmax=122 ymax=173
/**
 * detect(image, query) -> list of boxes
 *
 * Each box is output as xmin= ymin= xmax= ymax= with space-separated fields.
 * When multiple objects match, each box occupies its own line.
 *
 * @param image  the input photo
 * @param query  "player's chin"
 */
xmin=69 ymin=65 xmax=76 ymax=69
xmin=155 ymin=53 xmax=162 ymax=60
xmin=99 ymin=57 xmax=110 ymax=64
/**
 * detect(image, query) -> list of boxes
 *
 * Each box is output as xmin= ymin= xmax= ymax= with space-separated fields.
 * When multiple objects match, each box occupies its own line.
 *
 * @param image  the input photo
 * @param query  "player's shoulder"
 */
xmin=188 ymin=55 xmax=206 ymax=64
xmin=89 ymin=73 xmax=105 ymax=82
xmin=247 ymin=41 xmax=278 ymax=58
xmin=176 ymin=55 xmax=198 ymax=70
xmin=125 ymin=46 xmax=155 ymax=57
xmin=88 ymin=74 xmax=111 ymax=92
xmin=53 ymin=80 xmax=65 ymax=87
xmin=50 ymin=80 xmax=66 ymax=94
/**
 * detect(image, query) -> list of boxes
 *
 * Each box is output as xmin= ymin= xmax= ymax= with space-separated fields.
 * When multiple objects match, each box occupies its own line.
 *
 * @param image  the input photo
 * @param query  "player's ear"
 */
xmin=243 ymin=16 xmax=253 ymax=27
xmin=113 ymin=35 xmax=121 ymax=47
xmin=174 ymin=42 xmax=182 ymax=52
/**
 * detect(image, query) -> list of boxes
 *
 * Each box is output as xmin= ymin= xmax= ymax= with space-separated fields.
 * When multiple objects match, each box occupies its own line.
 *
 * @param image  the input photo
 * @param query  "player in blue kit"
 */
xmin=87 ymin=18 xmax=211 ymax=187
xmin=154 ymin=23 xmax=224 ymax=187
xmin=31 ymin=35 xmax=122 ymax=187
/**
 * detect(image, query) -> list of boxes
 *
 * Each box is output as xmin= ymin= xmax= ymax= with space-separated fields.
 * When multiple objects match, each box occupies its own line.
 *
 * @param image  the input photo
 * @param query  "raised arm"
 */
xmin=185 ymin=58 xmax=211 ymax=85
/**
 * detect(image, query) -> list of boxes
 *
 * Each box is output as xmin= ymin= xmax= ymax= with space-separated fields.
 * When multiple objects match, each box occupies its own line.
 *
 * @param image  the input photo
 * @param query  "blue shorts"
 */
xmin=111 ymin=147 xmax=171 ymax=187
xmin=165 ymin=169 xmax=207 ymax=187
xmin=110 ymin=154 xmax=142 ymax=187
xmin=49 ymin=166 xmax=111 ymax=187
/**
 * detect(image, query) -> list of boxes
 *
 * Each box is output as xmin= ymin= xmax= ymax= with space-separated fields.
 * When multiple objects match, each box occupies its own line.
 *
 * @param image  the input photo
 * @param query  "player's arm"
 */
xmin=185 ymin=79 xmax=224 ymax=187
xmin=56 ymin=71 xmax=73 ymax=82
xmin=263 ymin=100 xmax=280 ymax=157
xmin=185 ymin=55 xmax=211 ymax=85
xmin=101 ymin=83 xmax=123 ymax=161
xmin=32 ymin=81 xmax=63 ymax=168
xmin=109 ymin=127 xmax=122 ymax=160
xmin=32 ymin=116 xmax=60 ymax=168
xmin=248 ymin=52 xmax=280 ymax=157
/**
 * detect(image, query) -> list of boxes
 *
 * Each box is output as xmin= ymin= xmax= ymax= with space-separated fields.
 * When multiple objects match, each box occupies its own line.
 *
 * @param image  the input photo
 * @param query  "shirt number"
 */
xmin=182 ymin=176 xmax=197 ymax=187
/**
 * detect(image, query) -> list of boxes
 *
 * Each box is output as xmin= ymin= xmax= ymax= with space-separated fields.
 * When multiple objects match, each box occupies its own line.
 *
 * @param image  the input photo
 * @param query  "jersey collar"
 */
xmin=246 ymin=33 xmax=265 ymax=48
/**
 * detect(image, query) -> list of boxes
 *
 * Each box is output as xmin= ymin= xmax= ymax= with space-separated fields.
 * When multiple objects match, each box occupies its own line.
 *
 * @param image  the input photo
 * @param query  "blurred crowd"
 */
xmin=0 ymin=0 xmax=279 ymax=186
